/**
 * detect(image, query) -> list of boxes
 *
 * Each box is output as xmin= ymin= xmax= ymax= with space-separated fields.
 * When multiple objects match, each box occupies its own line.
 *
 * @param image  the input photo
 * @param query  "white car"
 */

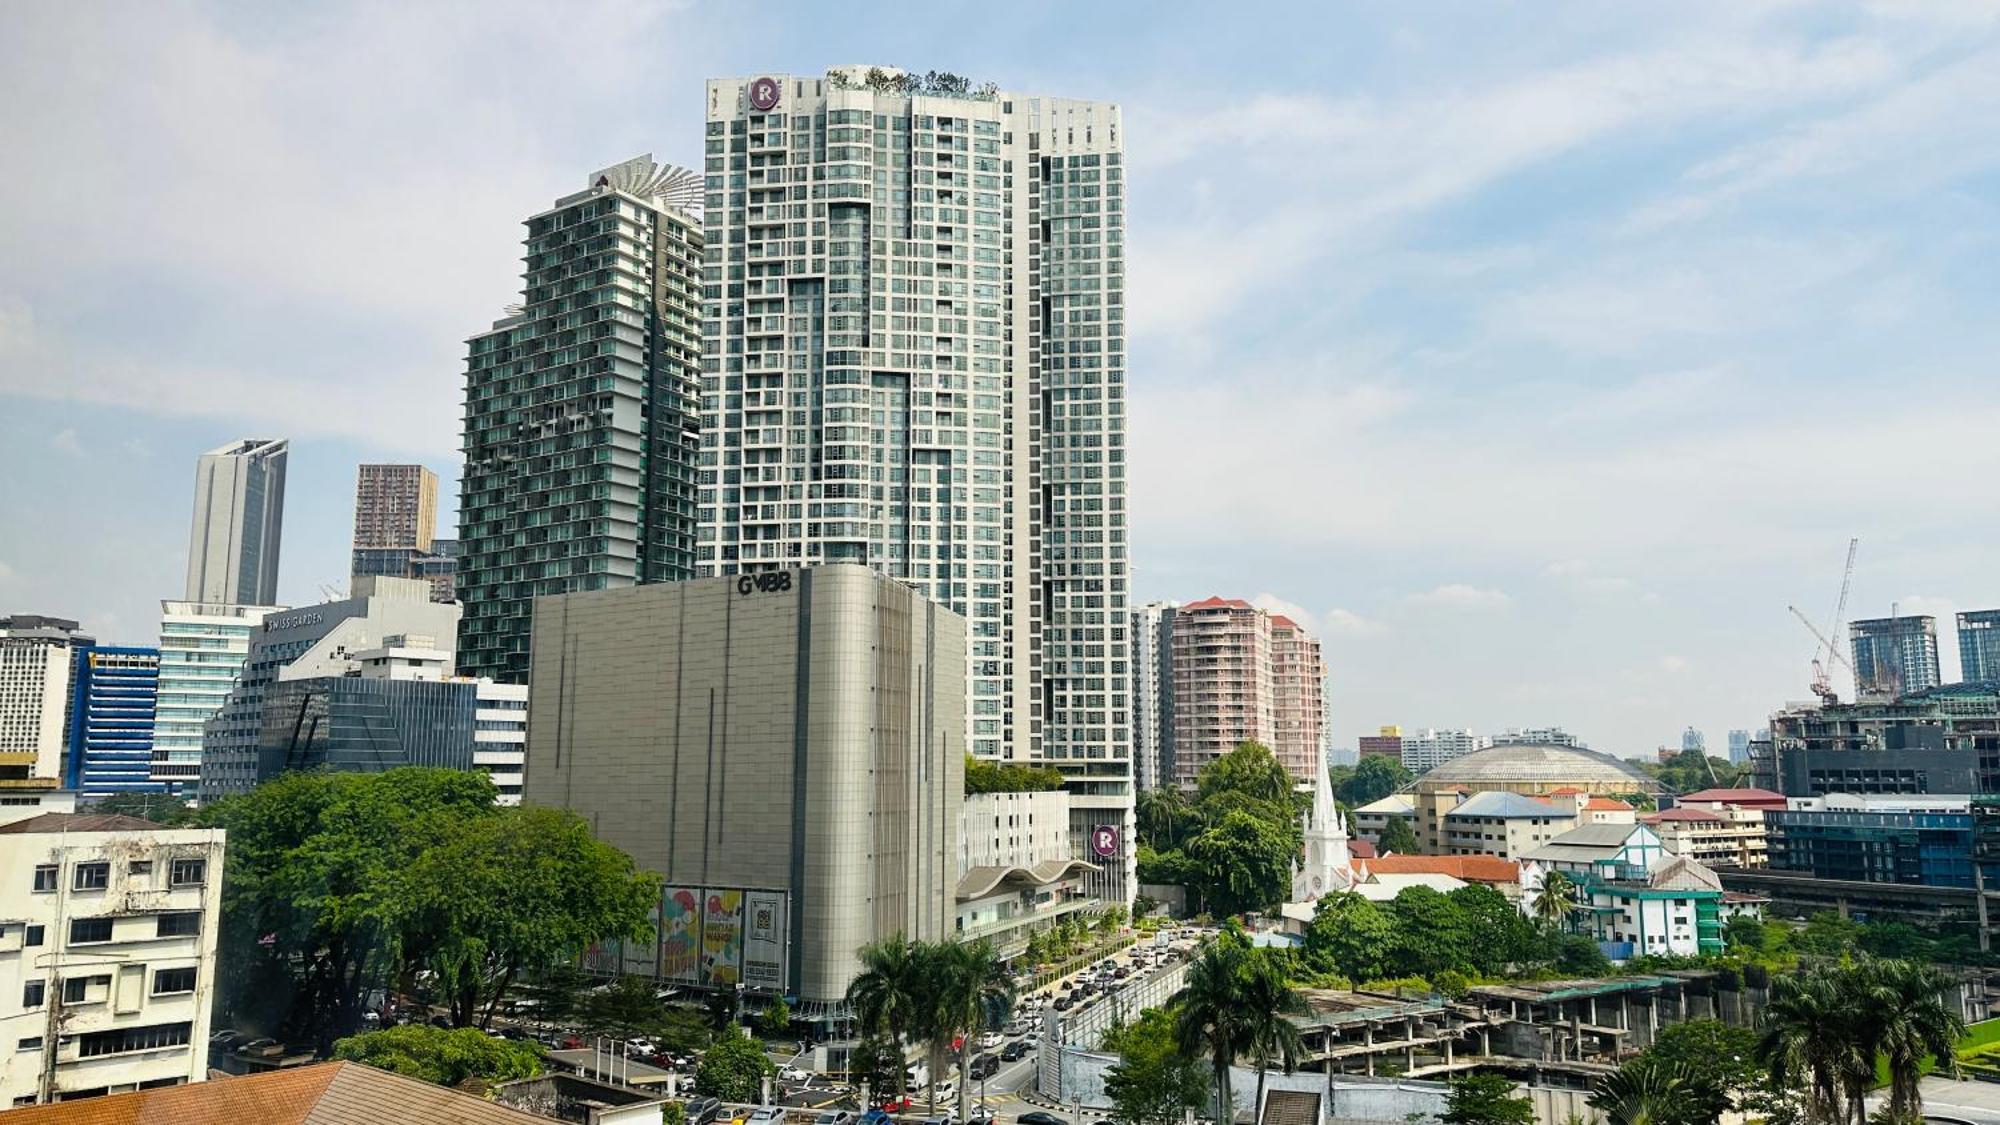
xmin=780 ymin=1065 xmax=811 ymax=1082
xmin=978 ymin=1032 xmax=1004 ymax=1049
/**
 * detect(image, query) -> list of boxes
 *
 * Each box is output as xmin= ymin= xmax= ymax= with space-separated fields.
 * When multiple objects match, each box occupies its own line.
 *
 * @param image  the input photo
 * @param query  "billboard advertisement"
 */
xmin=701 ymin=889 xmax=745 ymax=987
xmin=661 ymin=887 xmax=703 ymax=984
xmin=742 ymin=890 xmax=788 ymax=992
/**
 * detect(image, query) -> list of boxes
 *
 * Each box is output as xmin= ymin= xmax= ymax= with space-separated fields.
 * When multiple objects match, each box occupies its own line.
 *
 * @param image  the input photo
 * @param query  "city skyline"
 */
xmin=5 ymin=3 xmax=2000 ymax=756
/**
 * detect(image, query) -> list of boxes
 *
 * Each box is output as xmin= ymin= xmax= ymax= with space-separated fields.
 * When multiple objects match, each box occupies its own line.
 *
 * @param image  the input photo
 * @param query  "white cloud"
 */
xmin=47 ymin=428 xmax=82 ymax=458
xmin=1321 ymin=609 xmax=1388 ymax=638
xmin=0 ymin=561 xmax=14 ymax=583
xmin=1659 ymin=656 xmax=1691 ymax=674
xmin=1250 ymin=593 xmax=1319 ymax=635
xmin=1409 ymin=584 xmax=1513 ymax=611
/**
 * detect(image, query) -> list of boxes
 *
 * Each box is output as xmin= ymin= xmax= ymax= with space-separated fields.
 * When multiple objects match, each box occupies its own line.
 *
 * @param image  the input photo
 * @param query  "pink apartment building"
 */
xmin=1170 ymin=596 xmax=1325 ymax=787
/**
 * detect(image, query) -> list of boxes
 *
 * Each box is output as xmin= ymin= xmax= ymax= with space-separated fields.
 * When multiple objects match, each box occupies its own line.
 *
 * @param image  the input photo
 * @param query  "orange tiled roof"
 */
xmin=0 ymin=1062 xmax=552 ymax=1125
xmin=1583 ymin=797 xmax=1632 ymax=811
xmin=1357 ymin=855 xmax=1521 ymax=885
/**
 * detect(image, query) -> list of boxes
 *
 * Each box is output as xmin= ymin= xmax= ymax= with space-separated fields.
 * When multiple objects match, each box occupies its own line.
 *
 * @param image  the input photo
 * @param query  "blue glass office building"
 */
xmin=1765 ymin=805 xmax=1975 ymax=887
xmin=66 ymin=646 xmax=162 ymax=797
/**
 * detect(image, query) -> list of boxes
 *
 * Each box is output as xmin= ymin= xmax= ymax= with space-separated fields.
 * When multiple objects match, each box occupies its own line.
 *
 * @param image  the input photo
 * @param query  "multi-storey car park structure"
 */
xmin=457 ymin=157 xmax=706 ymax=684
xmin=700 ymin=67 xmax=1132 ymax=901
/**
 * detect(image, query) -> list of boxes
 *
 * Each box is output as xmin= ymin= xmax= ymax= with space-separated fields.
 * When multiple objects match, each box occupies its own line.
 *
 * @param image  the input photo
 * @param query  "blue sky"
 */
xmin=3 ymin=1 xmax=1998 ymax=757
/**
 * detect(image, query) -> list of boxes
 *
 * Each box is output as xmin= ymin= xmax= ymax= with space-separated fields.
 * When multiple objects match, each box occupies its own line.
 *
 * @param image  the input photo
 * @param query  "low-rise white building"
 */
xmin=0 ymin=812 xmax=225 ymax=1106
xmin=956 ymin=790 xmax=1096 ymax=960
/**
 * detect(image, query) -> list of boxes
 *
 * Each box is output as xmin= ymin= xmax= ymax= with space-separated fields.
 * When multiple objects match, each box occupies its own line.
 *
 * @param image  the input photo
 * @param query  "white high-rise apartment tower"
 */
xmin=184 ymin=439 xmax=288 ymax=606
xmin=701 ymin=67 xmax=1131 ymax=900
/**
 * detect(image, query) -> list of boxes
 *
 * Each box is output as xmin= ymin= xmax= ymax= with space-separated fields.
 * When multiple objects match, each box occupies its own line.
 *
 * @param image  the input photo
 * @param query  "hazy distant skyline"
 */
xmin=3 ymin=1 xmax=1998 ymax=757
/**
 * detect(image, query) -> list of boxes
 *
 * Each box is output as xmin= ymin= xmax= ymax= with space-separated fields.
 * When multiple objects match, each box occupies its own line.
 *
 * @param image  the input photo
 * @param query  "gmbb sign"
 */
xmin=1091 ymin=824 xmax=1119 ymax=859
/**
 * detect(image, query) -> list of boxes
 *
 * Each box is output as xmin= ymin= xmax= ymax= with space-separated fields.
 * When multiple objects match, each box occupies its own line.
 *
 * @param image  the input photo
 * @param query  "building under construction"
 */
xmin=1752 ymin=681 xmax=2000 ymax=798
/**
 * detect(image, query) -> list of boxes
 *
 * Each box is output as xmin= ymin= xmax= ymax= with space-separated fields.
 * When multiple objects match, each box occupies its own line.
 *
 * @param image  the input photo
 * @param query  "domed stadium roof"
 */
xmin=1412 ymin=743 xmax=1658 ymax=792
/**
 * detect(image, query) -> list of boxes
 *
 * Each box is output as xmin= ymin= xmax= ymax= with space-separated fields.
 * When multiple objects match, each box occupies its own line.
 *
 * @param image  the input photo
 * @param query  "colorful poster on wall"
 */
xmin=742 ymin=890 xmax=788 ymax=992
xmin=581 ymin=939 xmax=620 ymax=976
xmin=660 ymin=887 xmax=703 ymax=984
xmin=701 ymin=889 xmax=745 ymax=987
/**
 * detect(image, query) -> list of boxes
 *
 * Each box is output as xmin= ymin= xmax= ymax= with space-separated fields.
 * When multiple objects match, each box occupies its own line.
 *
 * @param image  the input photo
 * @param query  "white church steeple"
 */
xmin=1293 ymin=755 xmax=1354 ymax=902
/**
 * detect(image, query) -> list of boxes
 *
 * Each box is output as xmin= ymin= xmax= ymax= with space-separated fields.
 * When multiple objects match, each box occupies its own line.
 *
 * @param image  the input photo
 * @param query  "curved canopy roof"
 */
xmin=1412 ymin=742 xmax=1659 ymax=793
xmin=955 ymin=858 xmax=1097 ymax=902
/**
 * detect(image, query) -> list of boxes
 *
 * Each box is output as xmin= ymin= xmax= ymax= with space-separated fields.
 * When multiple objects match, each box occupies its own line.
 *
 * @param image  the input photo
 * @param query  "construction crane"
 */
xmin=1789 ymin=604 xmax=1857 ymax=704
xmin=1788 ymin=538 xmax=1858 ymax=705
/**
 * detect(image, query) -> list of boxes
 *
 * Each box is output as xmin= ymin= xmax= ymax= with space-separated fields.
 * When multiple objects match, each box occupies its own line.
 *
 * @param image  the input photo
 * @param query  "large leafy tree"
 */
xmin=1374 ymin=817 xmax=1419 ymax=855
xmin=695 ymin=1028 xmax=776 ymax=1102
xmin=201 ymin=768 xmax=500 ymax=1050
xmin=1446 ymin=884 xmax=1536 ymax=974
xmin=404 ymin=805 xmax=659 ymax=1028
xmin=332 ymin=1024 xmax=541 ymax=1088
xmin=1137 ymin=786 xmax=1195 ymax=853
xmin=1186 ymin=810 xmax=1296 ymax=917
xmin=1103 ymin=1007 xmax=1210 ymax=1125
xmin=1863 ymin=958 xmax=1964 ymax=1122
xmin=1197 ymin=741 xmax=1297 ymax=810
xmin=1303 ymin=893 xmax=1394 ymax=982
xmin=1336 ymin=756 xmax=1411 ymax=807
xmin=1757 ymin=967 xmax=1864 ymax=1125
xmin=1384 ymin=887 xmax=1474 ymax=979
xmin=1173 ymin=931 xmax=1253 ymax=1123
xmin=1443 ymin=1073 xmax=1534 ymax=1125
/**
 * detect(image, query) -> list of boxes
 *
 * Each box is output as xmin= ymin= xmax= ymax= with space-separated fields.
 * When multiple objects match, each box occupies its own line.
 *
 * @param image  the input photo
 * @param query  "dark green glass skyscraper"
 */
xmin=457 ymin=156 xmax=705 ymax=683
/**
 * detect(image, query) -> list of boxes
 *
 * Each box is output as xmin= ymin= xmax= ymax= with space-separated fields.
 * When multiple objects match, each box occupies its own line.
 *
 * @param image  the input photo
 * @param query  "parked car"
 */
xmin=236 ymin=1038 xmax=283 ymax=1058
xmin=815 ymin=1112 xmax=856 ymax=1125
xmin=746 ymin=1108 xmax=787 ymax=1125
xmin=1000 ymin=1040 xmax=1029 ymax=1061
xmin=208 ymin=1029 xmax=245 ymax=1051
xmin=1018 ymin=1113 xmax=1069 ymax=1125
xmin=685 ymin=1096 xmax=723 ymax=1125
xmin=860 ymin=1111 xmax=894 ymax=1125
xmin=978 ymin=1032 xmax=1003 ymax=1049
xmin=780 ymin=1065 xmax=811 ymax=1082
xmin=969 ymin=1107 xmax=995 ymax=1125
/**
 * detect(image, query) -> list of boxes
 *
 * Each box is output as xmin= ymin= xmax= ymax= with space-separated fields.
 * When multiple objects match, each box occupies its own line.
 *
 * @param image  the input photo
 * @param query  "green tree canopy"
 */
xmin=405 ymin=805 xmax=660 ymax=1028
xmin=1385 ymin=887 xmax=1475 ymax=979
xmin=1624 ymin=1021 xmax=1760 ymax=1125
xmin=695 ymin=1028 xmax=777 ymax=1101
xmin=90 ymin=792 xmax=199 ymax=825
xmin=1443 ymin=1073 xmax=1535 ymax=1125
xmin=1187 ymin=810 xmax=1296 ymax=917
xmin=1303 ymin=893 xmax=1394 ymax=982
xmin=1336 ymin=756 xmax=1411 ymax=806
xmin=332 ymin=1024 xmax=541 ymax=1089
xmin=1103 ymin=1006 xmax=1209 ymax=1125
xmin=1375 ymin=817 xmax=1419 ymax=855
xmin=964 ymin=754 xmax=1065 ymax=794
xmin=1197 ymin=742 xmax=1297 ymax=810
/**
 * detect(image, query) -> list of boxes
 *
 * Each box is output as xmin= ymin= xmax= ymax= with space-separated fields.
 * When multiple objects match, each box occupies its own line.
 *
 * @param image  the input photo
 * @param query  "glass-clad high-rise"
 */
xmin=457 ymin=157 xmax=706 ymax=682
xmin=185 ymin=439 xmax=288 ymax=606
xmin=700 ymin=68 xmax=1132 ymax=900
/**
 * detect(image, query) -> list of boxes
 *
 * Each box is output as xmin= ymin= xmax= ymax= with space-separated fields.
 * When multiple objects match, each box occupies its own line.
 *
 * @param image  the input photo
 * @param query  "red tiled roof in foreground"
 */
xmin=1348 ymin=839 xmax=1378 ymax=860
xmin=1677 ymin=787 xmax=1786 ymax=805
xmin=0 ymin=1062 xmax=551 ymax=1125
xmin=1357 ymin=855 xmax=1521 ymax=885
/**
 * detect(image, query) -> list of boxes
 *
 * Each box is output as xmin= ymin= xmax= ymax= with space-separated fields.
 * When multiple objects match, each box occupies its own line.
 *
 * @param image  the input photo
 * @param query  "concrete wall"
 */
xmin=524 ymin=566 xmax=965 ymax=1009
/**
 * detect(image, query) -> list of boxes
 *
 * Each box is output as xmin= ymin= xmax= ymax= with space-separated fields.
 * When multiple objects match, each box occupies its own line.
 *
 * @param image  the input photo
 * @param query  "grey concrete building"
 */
xmin=524 ymin=566 xmax=964 ymax=1018
xmin=185 ymin=439 xmax=288 ymax=606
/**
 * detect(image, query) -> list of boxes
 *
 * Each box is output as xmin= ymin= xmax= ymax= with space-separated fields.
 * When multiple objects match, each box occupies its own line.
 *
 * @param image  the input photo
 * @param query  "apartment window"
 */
xmin=31 ymin=865 xmax=56 ymax=893
xmin=155 ymin=913 xmax=201 ymax=938
xmin=22 ymin=980 xmax=43 ymax=1008
xmin=76 ymin=1021 xmax=190 ymax=1058
xmin=69 ymin=917 xmax=113 ymax=944
xmin=62 ymin=975 xmax=108 ymax=1004
xmin=16 ymin=1037 xmax=40 ymax=1052
xmin=168 ymin=858 xmax=206 ymax=887
xmin=152 ymin=968 xmax=196 ymax=996
xmin=128 ymin=860 xmax=153 ymax=877
xmin=24 ymin=926 xmax=42 ymax=948
xmin=74 ymin=862 xmax=109 ymax=891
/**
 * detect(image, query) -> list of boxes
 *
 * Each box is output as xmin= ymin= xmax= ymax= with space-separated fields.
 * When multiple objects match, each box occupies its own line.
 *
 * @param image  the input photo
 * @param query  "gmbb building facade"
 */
xmin=523 ymin=566 xmax=964 ymax=1019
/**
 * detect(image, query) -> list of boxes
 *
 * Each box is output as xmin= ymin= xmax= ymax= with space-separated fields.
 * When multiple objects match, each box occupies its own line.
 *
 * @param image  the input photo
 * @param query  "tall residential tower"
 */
xmin=1960 ymin=609 xmax=2000 ymax=683
xmin=1850 ymin=615 xmax=1941 ymax=697
xmin=700 ymin=68 xmax=1131 ymax=899
xmin=184 ymin=439 xmax=288 ymax=605
xmin=456 ymin=157 xmax=705 ymax=682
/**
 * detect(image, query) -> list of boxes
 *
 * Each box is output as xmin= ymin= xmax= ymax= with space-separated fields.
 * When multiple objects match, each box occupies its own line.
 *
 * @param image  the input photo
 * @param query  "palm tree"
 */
xmin=1858 ymin=957 xmax=1964 ymax=1124
xmin=1239 ymin=950 xmax=1308 ymax=1124
xmin=1756 ymin=966 xmax=1861 ymax=1125
xmin=846 ymin=936 xmax=922 ymax=1102
xmin=938 ymin=940 xmax=1016 ymax=1122
xmin=1589 ymin=1060 xmax=1689 ymax=1125
xmin=1173 ymin=934 xmax=1252 ymax=1124
xmin=1531 ymin=870 xmax=1579 ymax=932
